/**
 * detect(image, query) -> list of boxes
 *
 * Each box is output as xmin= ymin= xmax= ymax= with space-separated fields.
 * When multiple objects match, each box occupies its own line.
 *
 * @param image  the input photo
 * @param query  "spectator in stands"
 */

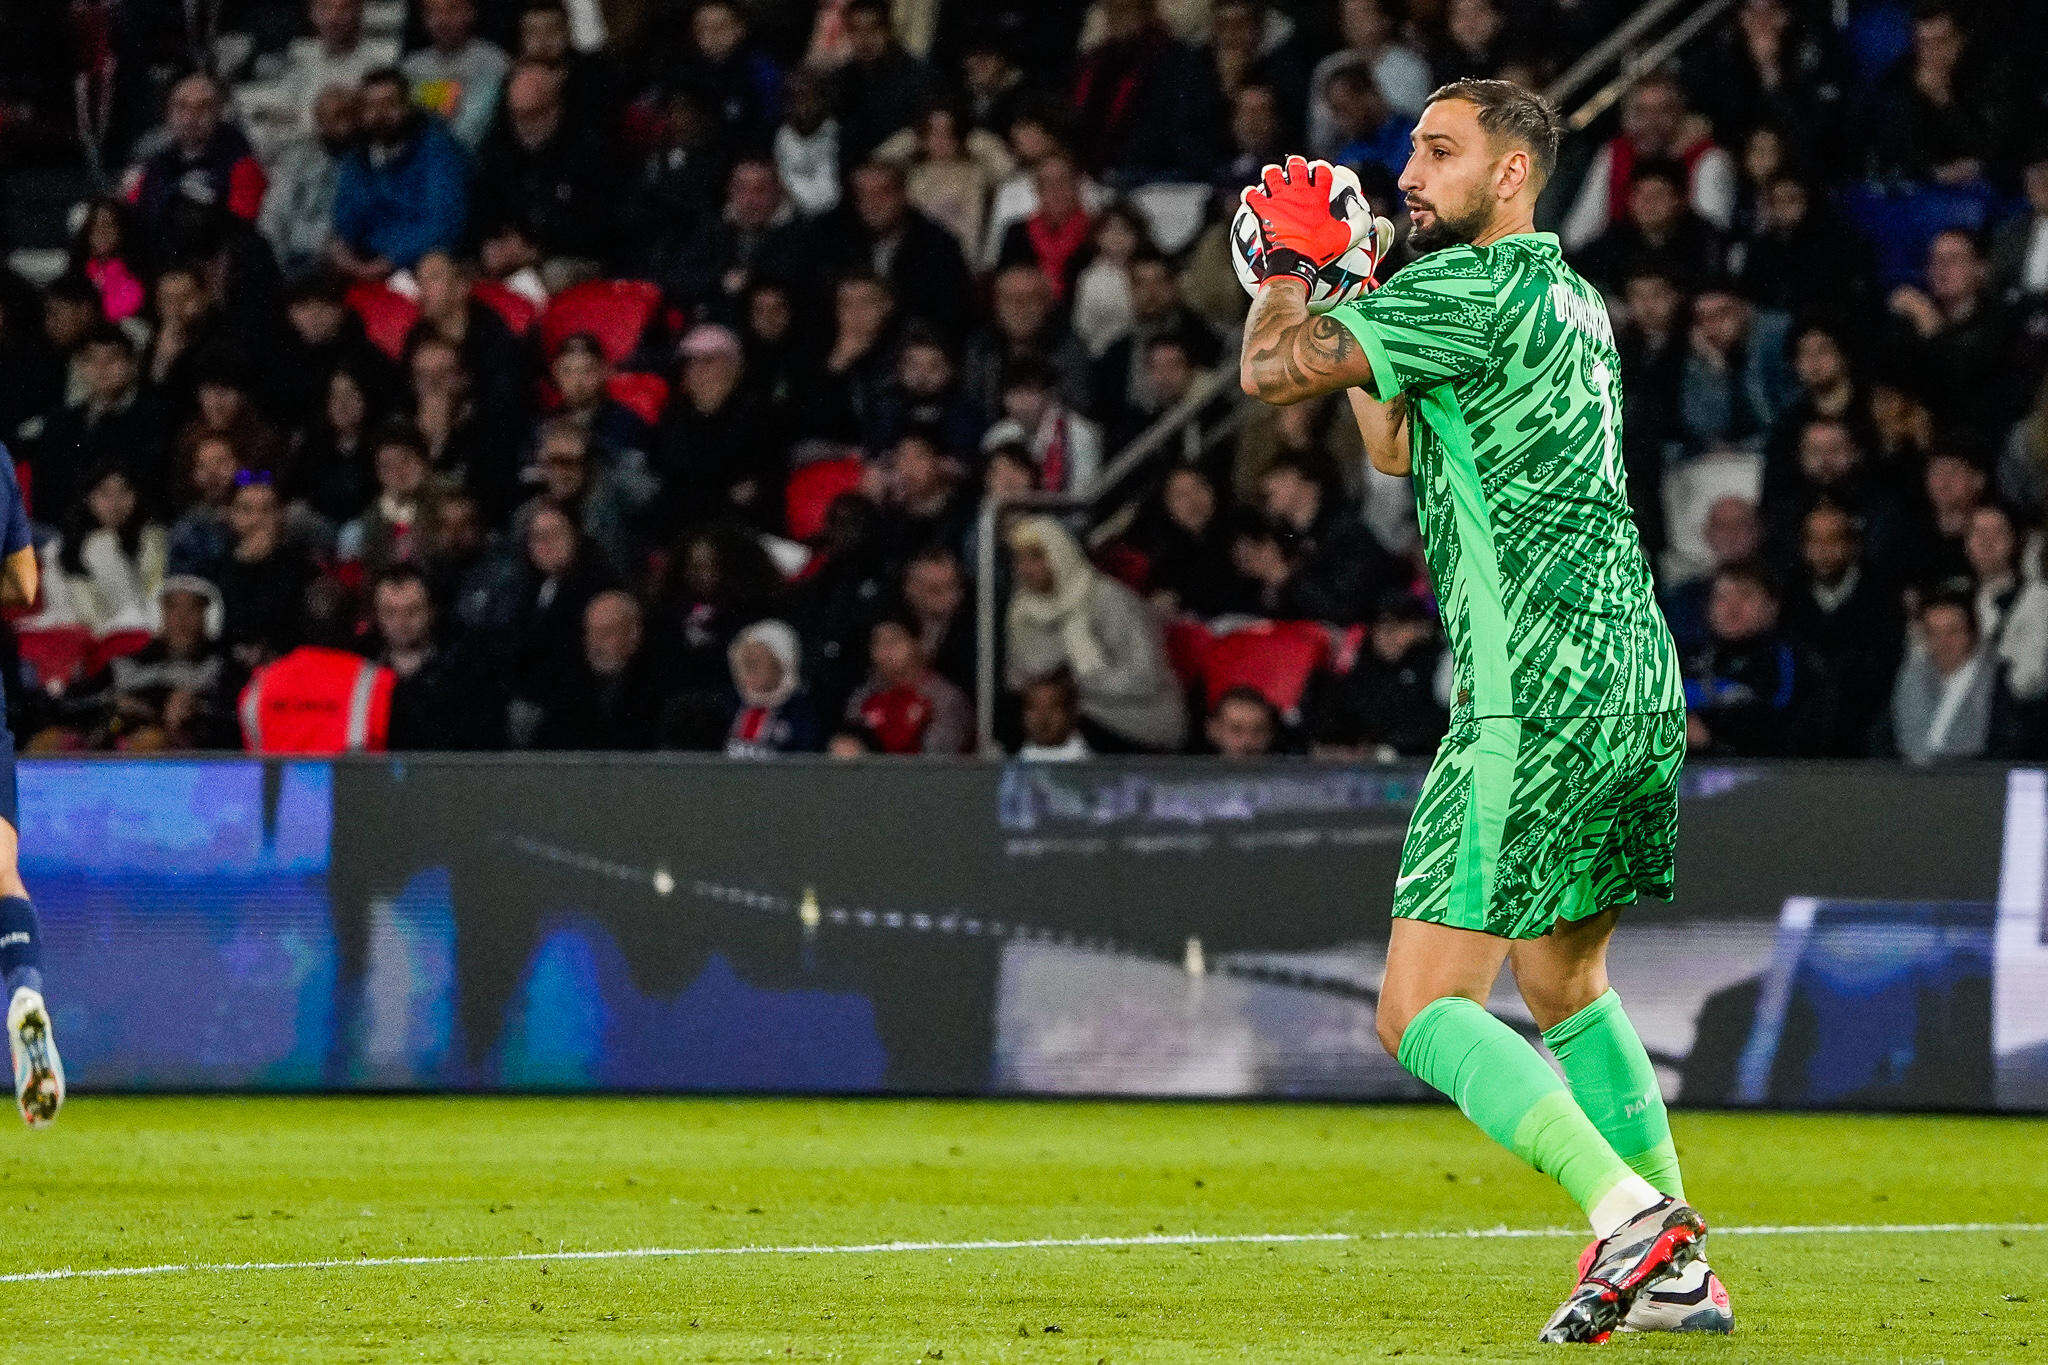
xmin=1241 ymin=458 xmax=1393 ymax=625
xmin=995 ymin=151 xmax=1095 ymax=303
xmin=834 ymin=0 xmax=933 ymax=167
xmin=51 ymin=464 xmax=166 ymax=635
xmin=1092 ymin=249 xmax=1221 ymax=435
xmin=657 ymin=323 xmax=782 ymax=531
xmin=965 ymin=263 xmax=1092 ymax=421
xmin=1309 ymin=0 xmax=1432 ymax=154
xmin=514 ymin=0 xmax=613 ymax=137
xmin=472 ymin=59 xmax=614 ymax=277
xmin=260 ymin=85 xmax=362 ymax=279
xmin=1990 ymin=147 xmax=2048 ymax=306
xmin=1004 ymin=514 xmax=1185 ymax=752
xmin=1665 ymin=494 xmax=1763 ymax=654
xmin=59 ymin=576 xmax=235 ymax=751
xmin=215 ymin=473 xmax=317 ymax=667
xmin=677 ymin=0 xmax=782 ymax=152
xmin=270 ymin=271 xmax=395 ymax=428
xmin=872 ymin=325 xmax=981 ymax=455
xmin=1427 ymin=0 xmax=1511 ymax=85
xmin=1564 ymin=73 xmax=1735 ymax=251
xmin=123 ymin=73 xmax=267 ymax=257
xmin=259 ymin=0 xmax=395 ymax=140
xmin=1575 ymin=158 xmax=1724 ymax=295
xmin=651 ymin=521 xmax=781 ymax=735
xmin=298 ymin=365 xmax=382 ymax=525
xmin=1886 ymin=229 xmax=2015 ymax=440
xmin=1768 ymin=415 xmax=1911 ymax=585
xmin=1783 ymin=501 xmax=1901 ymax=755
xmin=1857 ymin=5 xmax=1998 ymax=188
xmin=1210 ymin=2 xmax=1314 ymax=124
xmin=550 ymin=333 xmax=654 ymax=461
xmin=406 ymin=333 xmax=516 ymax=521
xmin=902 ymin=103 xmax=1010 ymax=261
xmin=184 ymin=350 xmax=289 ymax=486
xmin=828 ymin=160 xmax=973 ymax=337
xmin=1913 ymin=448 xmax=1988 ymax=589
xmin=403 ymin=0 xmax=510 ymax=149
xmin=1764 ymin=323 xmax=1863 ymax=502
xmin=330 ymin=68 xmax=470 ymax=281
xmin=725 ymin=619 xmax=822 ymax=756
xmin=788 ymin=493 xmax=896 ymax=714
xmin=845 ymin=614 xmax=971 ymax=754
xmin=1316 ymin=65 xmax=1409 ymax=181
xmin=1684 ymin=0 xmax=1845 ymax=166
xmin=2006 ymin=379 xmax=2048 ymax=520
xmin=1069 ymin=204 xmax=1153 ymax=360
xmin=1071 ymin=0 xmax=1225 ymax=186
xmin=524 ymin=417 xmax=652 ymax=576
xmin=774 ymin=67 xmax=842 ymax=218
xmin=31 ymin=325 xmax=169 ymax=523
xmin=372 ymin=564 xmax=502 ymax=749
xmin=666 ymin=155 xmax=807 ymax=310
xmin=1683 ymin=561 xmax=1828 ymax=756
xmin=1615 ymin=268 xmax=1687 ymax=552
xmin=501 ymin=502 xmax=617 ymax=741
xmin=338 ymin=422 xmax=441 ymax=573
xmin=1891 ymin=591 xmax=2000 ymax=763
xmin=141 ymin=262 xmax=224 ymax=416
xmin=877 ymin=428 xmax=970 ymax=559
xmin=900 ymin=544 xmax=974 ymax=693
xmin=409 ymin=251 xmax=523 ymax=414
xmin=167 ymin=435 xmax=244 ymax=575
xmin=1964 ymin=501 xmax=2048 ymax=704
xmin=1130 ymin=466 xmax=1257 ymax=618
xmin=1678 ymin=283 xmax=1792 ymax=455
xmin=67 ymin=199 xmax=148 ymax=326
xmin=621 ymin=89 xmax=727 ymax=290
xmin=535 ymin=588 xmax=668 ymax=750
xmin=981 ymin=106 xmax=1106 ymax=271
xmin=427 ymin=488 xmax=521 ymax=639
xmin=1316 ymin=596 xmax=1448 ymax=758
xmin=1727 ymin=172 xmax=1870 ymax=321
xmin=0 ymin=278 xmax=67 ymax=433
xmin=992 ymin=356 xmax=1105 ymax=498
xmin=1207 ymin=685 xmax=1279 ymax=759
xmin=1217 ymin=81 xmax=1287 ymax=208
xmin=1016 ymin=669 xmax=1090 ymax=760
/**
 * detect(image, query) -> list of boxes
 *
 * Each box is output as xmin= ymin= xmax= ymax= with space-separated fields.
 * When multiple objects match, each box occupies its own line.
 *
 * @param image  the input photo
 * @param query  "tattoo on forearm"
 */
xmin=1240 ymin=286 xmax=1369 ymax=403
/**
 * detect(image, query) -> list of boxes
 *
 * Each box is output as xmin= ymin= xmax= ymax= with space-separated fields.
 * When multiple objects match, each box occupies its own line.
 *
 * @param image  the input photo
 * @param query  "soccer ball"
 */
xmin=1229 ymin=163 xmax=1392 ymax=314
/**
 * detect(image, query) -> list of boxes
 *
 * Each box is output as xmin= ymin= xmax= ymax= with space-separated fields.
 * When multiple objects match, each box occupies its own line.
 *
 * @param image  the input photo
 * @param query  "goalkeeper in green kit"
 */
xmin=1236 ymin=80 xmax=1731 ymax=1344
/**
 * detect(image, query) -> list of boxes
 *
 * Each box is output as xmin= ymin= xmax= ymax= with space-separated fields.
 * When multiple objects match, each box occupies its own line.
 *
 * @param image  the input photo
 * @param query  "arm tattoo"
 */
xmin=1239 ymin=284 xmax=1373 ymax=405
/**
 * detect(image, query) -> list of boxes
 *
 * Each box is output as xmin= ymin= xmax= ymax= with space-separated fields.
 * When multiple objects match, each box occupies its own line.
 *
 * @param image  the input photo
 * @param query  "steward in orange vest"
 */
xmin=238 ymin=646 xmax=395 ymax=753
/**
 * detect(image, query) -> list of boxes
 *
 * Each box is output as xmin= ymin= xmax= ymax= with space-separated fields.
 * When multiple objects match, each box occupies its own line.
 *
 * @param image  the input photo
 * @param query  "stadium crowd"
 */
xmin=0 ymin=0 xmax=2044 ymax=760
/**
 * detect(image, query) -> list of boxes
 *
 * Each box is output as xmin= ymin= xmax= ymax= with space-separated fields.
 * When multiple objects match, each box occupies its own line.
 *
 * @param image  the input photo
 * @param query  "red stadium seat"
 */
xmin=14 ymin=625 xmax=94 ymax=692
xmin=471 ymin=279 xmax=538 ymax=335
xmin=1163 ymin=618 xmax=1214 ymax=692
xmin=1095 ymin=543 xmax=1150 ymax=594
xmin=784 ymin=456 xmax=866 ymax=542
xmin=345 ymin=283 xmax=420 ymax=361
xmin=88 ymin=628 xmax=154 ymax=672
xmin=539 ymin=279 xmax=662 ymax=364
xmin=1202 ymin=621 xmax=1332 ymax=718
xmin=606 ymin=372 xmax=670 ymax=426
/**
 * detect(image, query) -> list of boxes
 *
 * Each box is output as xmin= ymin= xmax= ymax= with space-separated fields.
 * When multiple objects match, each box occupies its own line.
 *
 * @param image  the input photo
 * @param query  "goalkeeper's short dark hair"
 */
xmin=1425 ymin=78 xmax=1561 ymax=191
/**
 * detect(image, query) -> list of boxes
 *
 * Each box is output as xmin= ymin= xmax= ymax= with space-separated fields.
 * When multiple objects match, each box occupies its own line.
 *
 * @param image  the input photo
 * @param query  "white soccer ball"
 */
xmin=1229 ymin=163 xmax=1392 ymax=314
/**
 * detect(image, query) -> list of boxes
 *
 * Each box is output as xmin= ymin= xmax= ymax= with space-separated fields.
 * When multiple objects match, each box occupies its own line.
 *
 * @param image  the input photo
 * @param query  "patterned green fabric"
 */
xmin=1331 ymin=233 xmax=1682 ymax=725
xmin=1392 ymin=710 xmax=1683 ymax=939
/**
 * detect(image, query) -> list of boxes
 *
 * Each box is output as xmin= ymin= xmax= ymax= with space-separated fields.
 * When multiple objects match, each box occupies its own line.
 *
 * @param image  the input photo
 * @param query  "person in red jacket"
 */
xmin=844 ymin=615 xmax=971 ymax=755
xmin=238 ymin=644 xmax=394 ymax=753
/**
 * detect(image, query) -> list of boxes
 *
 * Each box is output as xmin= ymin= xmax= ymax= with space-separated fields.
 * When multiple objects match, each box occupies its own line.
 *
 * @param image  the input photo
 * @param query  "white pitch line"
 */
xmin=2 ymin=1223 xmax=2041 ymax=1287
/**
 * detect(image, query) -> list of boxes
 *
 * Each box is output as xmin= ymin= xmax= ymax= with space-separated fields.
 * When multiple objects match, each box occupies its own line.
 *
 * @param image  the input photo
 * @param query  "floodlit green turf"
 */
xmin=0 ymin=1099 xmax=2041 ymax=1362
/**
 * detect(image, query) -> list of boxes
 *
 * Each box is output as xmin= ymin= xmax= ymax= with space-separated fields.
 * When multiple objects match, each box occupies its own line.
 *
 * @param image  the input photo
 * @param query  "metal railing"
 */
xmin=972 ymin=363 xmax=1248 ymax=752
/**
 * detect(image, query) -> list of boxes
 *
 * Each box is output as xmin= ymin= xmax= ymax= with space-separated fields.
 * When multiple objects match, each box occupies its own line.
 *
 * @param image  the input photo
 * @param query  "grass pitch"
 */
xmin=1 ymin=1098 xmax=2041 ymax=1362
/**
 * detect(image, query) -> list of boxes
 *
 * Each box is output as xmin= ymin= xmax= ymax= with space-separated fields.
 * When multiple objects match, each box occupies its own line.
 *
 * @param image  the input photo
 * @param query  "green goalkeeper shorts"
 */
xmin=1392 ymin=710 xmax=1684 ymax=940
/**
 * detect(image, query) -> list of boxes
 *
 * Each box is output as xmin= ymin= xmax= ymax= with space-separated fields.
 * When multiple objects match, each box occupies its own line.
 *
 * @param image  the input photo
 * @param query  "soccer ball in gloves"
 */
xmin=1230 ymin=161 xmax=1394 ymax=314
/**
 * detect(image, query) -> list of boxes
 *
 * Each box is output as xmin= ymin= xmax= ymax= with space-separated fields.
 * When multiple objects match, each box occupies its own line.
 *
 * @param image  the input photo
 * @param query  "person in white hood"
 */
xmin=1004 ymin=516 xmax=1186 ymax=752
xmin=725 ymin=619 xmax=822 ymax=756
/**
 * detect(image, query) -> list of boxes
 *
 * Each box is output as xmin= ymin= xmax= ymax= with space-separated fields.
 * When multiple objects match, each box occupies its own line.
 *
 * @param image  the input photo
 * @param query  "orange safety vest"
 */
xmin=238 ymin=647 xmax=395 ymax=754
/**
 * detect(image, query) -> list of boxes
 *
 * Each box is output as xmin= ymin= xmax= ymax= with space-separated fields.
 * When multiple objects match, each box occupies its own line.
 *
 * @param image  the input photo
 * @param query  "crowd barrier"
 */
xmin=24 ymin=755 xmax=2048 ymax=1111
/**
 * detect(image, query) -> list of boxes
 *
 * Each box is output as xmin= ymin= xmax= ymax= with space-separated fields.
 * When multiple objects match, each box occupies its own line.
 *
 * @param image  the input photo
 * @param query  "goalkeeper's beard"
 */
xmin=1406 ymin=188 xmax=1491 ymax=254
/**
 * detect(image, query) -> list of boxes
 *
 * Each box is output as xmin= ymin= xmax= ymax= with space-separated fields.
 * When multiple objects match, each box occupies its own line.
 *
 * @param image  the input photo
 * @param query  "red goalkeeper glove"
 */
xmin=1240 ymin=155 xmax=1357 ymax=290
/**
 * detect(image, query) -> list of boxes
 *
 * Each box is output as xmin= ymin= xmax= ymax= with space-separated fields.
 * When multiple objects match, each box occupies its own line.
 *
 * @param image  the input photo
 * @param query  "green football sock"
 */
xmin=1397 ymin=995 xmax=1659 ymax=1234
xmin=1543 ymin=988 xmax=1685 ymax=1201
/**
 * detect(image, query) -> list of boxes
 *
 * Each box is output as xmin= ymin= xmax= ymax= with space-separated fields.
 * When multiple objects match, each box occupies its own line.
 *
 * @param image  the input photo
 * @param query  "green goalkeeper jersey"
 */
xmin=1331 ymin=231 xmax=1681 ymax=725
